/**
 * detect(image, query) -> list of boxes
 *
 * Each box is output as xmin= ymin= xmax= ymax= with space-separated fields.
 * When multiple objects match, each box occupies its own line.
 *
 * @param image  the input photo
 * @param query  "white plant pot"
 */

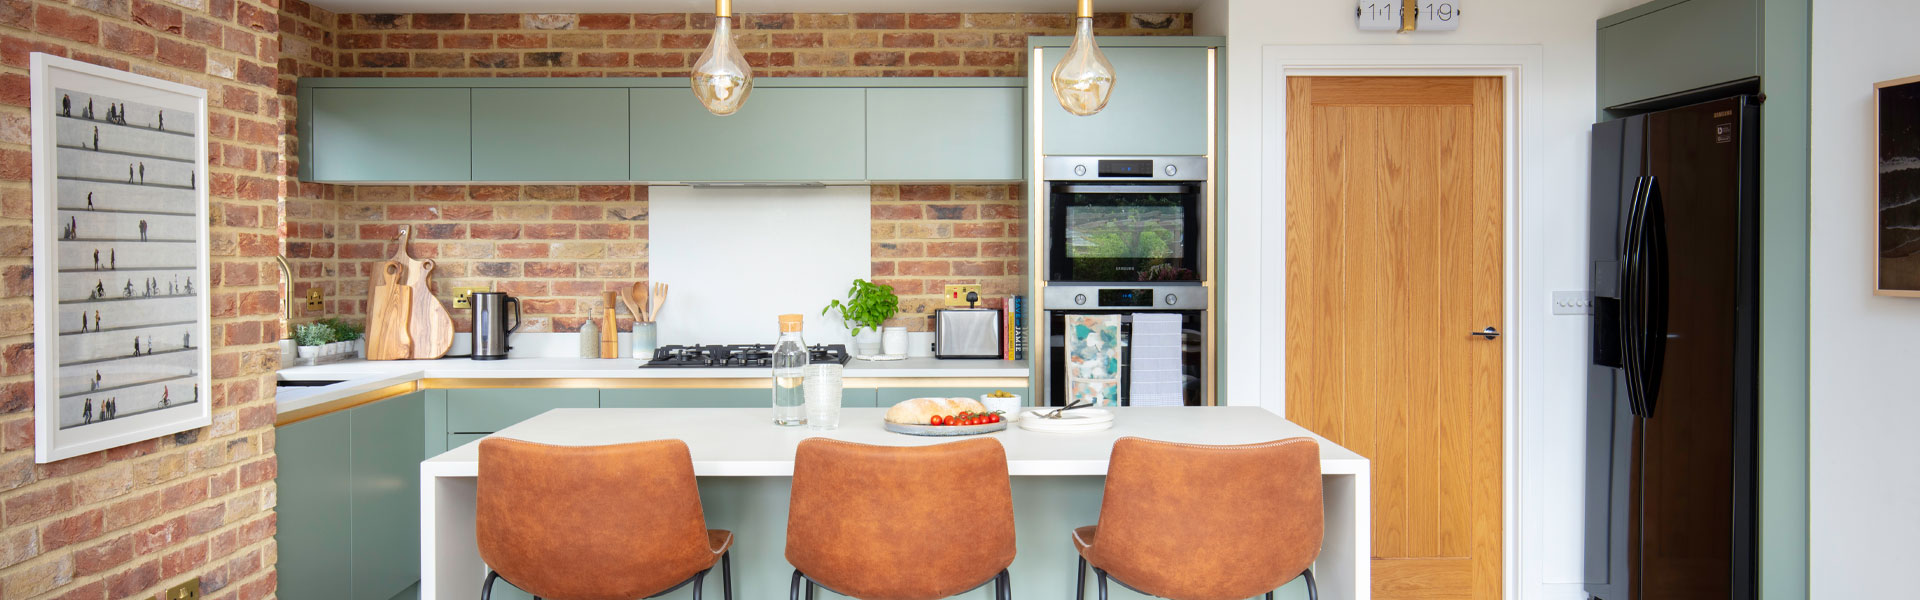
xmin=296 ymin=345 xmax=320 ymax=359
xmin=853 ymin=329 xmax=883 ymax=356
xmin=880 ymin=326 xmax=909 ymax=356
xmin=354 ymin=339 xmax=366 ymax=358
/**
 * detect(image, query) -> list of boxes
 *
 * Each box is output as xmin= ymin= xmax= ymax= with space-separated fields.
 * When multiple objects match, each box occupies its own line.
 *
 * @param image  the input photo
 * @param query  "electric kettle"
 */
xmin=470 ymin=292 xmax=519 ymax=361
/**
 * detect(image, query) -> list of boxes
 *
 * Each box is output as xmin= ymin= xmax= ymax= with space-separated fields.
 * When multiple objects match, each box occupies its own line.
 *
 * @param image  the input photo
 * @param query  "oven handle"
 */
xmin=1054 ymin=184 xmax=1193 ymax=194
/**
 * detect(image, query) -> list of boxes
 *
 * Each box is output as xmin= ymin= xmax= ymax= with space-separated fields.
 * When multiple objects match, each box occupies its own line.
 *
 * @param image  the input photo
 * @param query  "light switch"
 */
xmin=1552 ymin=291 xmax=1593 ymax=315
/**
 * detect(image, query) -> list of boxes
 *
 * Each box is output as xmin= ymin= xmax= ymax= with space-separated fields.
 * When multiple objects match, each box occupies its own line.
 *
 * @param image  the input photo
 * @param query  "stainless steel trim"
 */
xmin=1043 ymin=156 xmax=1208 ymax=181
xmin=1055 ymin=184 xmax=1192 ymax=194
xmin=1042 ymin=284 xmax=1209 ymax=311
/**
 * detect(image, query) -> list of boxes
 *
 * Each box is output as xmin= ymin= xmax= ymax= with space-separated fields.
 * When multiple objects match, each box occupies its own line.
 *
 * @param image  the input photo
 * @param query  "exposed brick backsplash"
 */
xmin=0 ymin=0 xmax=286 ymax=598
xmin=284 ymin=11 xmax=1190 ymax=336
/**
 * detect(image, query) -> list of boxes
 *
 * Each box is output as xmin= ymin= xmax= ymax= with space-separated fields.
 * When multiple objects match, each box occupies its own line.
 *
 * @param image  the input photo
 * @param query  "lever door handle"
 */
xmin=1471 ymin=327 xmax=1500 ymax=340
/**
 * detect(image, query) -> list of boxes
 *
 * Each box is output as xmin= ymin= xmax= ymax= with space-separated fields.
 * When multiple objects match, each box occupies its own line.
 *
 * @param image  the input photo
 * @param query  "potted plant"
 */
xmin=821 ymin=279 xmax=899 ymax=356
xmin=317 ymin=318 xmax=364 ymax=357
xmin=293 ymin=322 xmax=333 ymax=359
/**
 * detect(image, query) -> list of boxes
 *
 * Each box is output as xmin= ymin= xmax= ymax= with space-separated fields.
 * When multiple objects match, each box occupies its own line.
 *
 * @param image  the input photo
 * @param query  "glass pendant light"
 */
xmin=691 ymin=0 xmax=753 ymax=116
xmin=1051 ymin=0 xmax=1116 ymax=116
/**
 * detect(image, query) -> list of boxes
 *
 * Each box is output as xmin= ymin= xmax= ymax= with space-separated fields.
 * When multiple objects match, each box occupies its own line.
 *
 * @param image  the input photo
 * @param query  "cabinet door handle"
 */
xmin=1471 ymin=327 xmax=1500 ymax=340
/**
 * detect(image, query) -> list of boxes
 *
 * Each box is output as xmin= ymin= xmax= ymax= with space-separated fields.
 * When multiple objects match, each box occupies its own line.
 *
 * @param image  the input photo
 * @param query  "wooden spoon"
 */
xmin=630 ymin=282 xmax=650 ymax=322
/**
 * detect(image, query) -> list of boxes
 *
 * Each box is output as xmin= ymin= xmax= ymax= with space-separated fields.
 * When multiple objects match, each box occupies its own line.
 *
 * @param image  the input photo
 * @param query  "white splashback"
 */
xmin=648 ymin=186 xmax=871 ymax=347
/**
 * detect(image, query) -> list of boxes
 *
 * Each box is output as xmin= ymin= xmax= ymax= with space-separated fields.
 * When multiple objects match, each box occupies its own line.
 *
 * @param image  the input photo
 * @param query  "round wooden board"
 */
xmin=883 ymin=420 xmax=1008 ymax=437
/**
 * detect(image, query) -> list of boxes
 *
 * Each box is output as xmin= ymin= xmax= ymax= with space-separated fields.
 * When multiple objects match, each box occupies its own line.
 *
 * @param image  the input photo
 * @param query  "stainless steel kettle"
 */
xmin=470 ymin=292 xmax=519 ymax=360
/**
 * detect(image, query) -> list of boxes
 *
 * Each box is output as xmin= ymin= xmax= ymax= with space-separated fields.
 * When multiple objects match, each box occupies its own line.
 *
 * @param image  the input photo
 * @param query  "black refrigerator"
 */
xmin=1585 ymin=96 xmax=1758 ymax=600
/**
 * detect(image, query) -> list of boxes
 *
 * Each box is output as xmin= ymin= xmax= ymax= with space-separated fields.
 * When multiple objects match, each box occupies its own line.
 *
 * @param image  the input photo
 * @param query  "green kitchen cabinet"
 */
xmin=472 ymin=88 xmax=630 ymax=181
xmin=866 ymin=87 xmax=1024 ymax=181
xmin=630 ymin=87 xmax=866 ymax=182
xmin=349 ymin=393 xmax=427 ymax=600
xmin=445 ymin=388 xmax=599 ymax=434
xmin=1598 ymin=0 xmax=1760 ymax=110
xmin=876 ymin=387 xmax=1007 ymax=408
xmin=1038 ymin=45 xmax=1211 ymax=157
xmin=277 ymin=411 xmax=354 ymax=600
xmin=309 ymin=88 xmax=472 ymax=181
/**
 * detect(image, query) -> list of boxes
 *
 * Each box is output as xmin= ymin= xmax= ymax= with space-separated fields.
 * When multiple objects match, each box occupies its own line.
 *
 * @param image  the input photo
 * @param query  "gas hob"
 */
xmin=637 ymin=344 xmax=853 ymax=368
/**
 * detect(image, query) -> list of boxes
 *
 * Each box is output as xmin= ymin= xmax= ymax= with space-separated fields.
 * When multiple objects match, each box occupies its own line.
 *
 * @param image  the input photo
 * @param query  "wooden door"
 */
xmin=1284 ymin=76 xmax=1504 ymax=600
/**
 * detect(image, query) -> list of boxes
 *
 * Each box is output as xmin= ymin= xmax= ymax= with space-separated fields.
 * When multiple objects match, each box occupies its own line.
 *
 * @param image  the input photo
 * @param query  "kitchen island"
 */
xmin=420 ymin=407 xmax=1370 ymax=600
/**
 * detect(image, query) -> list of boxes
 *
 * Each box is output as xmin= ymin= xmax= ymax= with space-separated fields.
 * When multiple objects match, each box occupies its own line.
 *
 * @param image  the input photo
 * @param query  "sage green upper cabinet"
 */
xmin=1598 ymin=0 xmax=1760 ymax=109
xmin=866 ymin=87 xmax=1023 ymax=181
xmin=472 ymin=88 xmax=629 ymax=181
xmin=1039 ymin=45 xmax=1211 ymax=156
xmin=630 ymin=87 xmax=866 ymax=182
xmin=309 ymin=88 xmax=471 ymax=182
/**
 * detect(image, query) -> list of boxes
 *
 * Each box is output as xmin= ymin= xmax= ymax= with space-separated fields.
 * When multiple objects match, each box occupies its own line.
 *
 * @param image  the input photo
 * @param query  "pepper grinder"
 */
xmin=600 ymin=292 xmax=620 ymax=358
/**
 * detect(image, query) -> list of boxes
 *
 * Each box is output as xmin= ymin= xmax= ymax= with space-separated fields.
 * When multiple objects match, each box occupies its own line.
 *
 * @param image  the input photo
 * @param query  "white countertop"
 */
xmin=274 ymin=356 xmax=1030 ymax=416
xmin=421 ymin=407 xmax=1368 ymax=477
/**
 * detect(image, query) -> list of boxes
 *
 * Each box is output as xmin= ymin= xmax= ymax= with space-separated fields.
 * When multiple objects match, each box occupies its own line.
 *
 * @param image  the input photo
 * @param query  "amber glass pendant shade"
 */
xmin=1051 ymin=0 xmax=1116 ymax=117
xmin=691 ymin=0 xmax=753 ymax=116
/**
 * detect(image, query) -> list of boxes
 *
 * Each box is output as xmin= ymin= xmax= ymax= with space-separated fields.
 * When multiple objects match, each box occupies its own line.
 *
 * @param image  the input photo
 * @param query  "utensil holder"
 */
xmin=630 ymin=321 xmax=658 ymax=360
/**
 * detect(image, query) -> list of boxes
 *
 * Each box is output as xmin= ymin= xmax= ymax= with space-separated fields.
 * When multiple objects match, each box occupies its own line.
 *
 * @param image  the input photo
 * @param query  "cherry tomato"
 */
xmin=989 ymin=414 xmax=1001 ymax=424
xmin=930 ymin=415 xmax=944 ymax=426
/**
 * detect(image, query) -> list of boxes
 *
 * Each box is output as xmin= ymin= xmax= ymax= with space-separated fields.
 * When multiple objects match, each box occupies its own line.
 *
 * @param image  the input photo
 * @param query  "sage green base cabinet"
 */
xmin=278 ymin=391 xmax=426 ymax=600
xmin=298 ymin=78 xmax=1025 ymax=184
xmin=1033 ymin=38 xmax=1218 ymax=157
xmin=472 ymin=88 xmax=630 ymax=181
xmin=307 ymin=88 xmax=471 ymax=182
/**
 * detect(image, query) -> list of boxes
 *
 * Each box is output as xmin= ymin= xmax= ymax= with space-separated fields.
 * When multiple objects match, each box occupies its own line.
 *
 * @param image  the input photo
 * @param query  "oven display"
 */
xmin=1098 ymin=160 xmax=1154 ymax=177
xmin=1098 ymin=289 xmax=1156 ymax=307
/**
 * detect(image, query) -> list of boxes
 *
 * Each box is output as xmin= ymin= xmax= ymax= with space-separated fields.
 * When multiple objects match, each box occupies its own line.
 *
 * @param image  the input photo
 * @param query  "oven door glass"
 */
xmin=1049 ymin=183 xmax=1202 ymax=282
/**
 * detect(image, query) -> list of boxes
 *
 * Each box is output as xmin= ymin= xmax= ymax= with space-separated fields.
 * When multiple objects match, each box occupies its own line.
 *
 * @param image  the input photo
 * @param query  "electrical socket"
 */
xmin=1552 ymin=291 xmax=1594 ymax=315
xmin=304 ymin=288 xmax=323 ymax=311
xmin=159 ymin=577 xmax=200 ymax=600
xmin=943 ymin=284 xmax=983 ymax=307
xmin=452 ymin=287 xmax=489 ymax=309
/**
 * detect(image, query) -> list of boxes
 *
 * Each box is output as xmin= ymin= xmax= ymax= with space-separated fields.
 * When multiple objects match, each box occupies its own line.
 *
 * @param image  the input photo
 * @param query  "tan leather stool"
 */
xmin=786 ymin=438 xmax=1017 ymax=600
xmin=477 ymin=438 xmax=734 ymax=600
xmin=1073 ymin=437 xmax=1323 ymax=600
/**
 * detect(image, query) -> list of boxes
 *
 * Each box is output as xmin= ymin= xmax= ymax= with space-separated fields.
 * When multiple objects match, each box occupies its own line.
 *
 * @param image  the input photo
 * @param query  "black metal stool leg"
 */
xmin=691 ymin=567 xmax=705 ymax=600
xmin=806 ymin=577 xmax=817 ymax=600
xmin=1266 ymin=592 xmax=1274 ymax=600
xmin=998 ymin=569 xmax=1011 ymax=600
xmin=789 ymin=570 xmax=803 ymax=600
xmin=1076 ymin=557 xmax=1086 ymax=600
xmin=481 ymin=571 xmax=500 ymax=600
xmin=722 ymin=550 xmax=733 ymax=600
xmin=1302 ymin=569 xmax=1319 ymax=600
xmin=1095 ymin=568 xmax=1109 ymax=600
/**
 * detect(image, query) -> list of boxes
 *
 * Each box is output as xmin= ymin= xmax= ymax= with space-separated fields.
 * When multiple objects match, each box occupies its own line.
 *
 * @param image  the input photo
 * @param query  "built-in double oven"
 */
xmin=1040 ymin=156 xmax=1210 ymax=407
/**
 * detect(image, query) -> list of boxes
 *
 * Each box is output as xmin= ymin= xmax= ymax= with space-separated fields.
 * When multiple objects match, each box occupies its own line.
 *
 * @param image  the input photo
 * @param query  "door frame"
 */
xmin=1260 ymin=45 xmax=1545 ymax=600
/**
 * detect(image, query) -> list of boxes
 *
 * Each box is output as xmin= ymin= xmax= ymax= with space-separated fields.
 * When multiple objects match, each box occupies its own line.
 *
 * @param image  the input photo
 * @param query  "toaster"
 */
xmin=934 ymin=308 xmax=1003 ymax=359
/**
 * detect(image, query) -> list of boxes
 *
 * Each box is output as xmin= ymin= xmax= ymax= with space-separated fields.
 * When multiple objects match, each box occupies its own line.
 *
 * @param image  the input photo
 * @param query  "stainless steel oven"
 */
xmin=1045 ymin=156 xmax=1207 ymax=284
xmin=1041 ymin=285 xmax=1206 ymax=407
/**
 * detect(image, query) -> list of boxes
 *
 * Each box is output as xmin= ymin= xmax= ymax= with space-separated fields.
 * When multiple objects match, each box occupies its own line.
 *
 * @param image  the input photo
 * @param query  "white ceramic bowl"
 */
xmin=980 ymin=393 xmax=1023 ymax=421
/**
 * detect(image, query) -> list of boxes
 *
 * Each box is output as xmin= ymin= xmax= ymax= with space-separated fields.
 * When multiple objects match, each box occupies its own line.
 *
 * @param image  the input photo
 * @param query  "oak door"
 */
xmin=1284 ymin=76 xmax=1505 ymax=600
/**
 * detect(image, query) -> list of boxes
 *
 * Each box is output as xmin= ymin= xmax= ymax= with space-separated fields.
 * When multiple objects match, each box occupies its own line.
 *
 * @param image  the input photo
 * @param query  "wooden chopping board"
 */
xmin=365 ymin=225 xmax=454 ymax=359
xmin=365 ymin=261 xmax=413 ymax=360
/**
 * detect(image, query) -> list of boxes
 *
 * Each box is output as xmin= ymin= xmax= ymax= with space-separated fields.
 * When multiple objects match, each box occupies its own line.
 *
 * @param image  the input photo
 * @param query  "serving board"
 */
xmin=883 ymin=420 xmax=1007 ymax=437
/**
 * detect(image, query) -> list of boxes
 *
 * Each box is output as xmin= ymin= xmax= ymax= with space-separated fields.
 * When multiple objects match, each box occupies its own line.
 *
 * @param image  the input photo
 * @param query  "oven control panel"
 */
xmin=1043 ymin=156 xmax=1207 ymax=182
xmin=1043 ymin=285 xmax=1207 ymax=311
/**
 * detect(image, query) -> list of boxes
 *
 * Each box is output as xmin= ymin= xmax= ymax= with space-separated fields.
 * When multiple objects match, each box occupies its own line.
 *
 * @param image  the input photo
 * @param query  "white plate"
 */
xmin=1020 ymin=408 xmax=1114 ymax=423
xmin=1018 ymin=408 xmax=1116 ymax=433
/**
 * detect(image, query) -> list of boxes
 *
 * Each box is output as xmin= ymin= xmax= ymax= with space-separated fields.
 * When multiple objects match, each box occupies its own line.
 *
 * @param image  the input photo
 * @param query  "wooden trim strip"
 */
xmin=275 ymin=381 xmax=421 ymax=427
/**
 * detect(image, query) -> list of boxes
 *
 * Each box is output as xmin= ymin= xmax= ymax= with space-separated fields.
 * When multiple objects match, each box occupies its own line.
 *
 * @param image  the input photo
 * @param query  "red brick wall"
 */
xmin=0 ymin=1 xmax=284 ymax=599
xmin=285 ymin=12 xmax=1190 ymax=333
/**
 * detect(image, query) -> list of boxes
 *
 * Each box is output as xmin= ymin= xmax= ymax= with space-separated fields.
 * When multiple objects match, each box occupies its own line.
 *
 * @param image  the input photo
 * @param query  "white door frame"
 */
xmin=1260 ymin=44 xmax=1545 ymax=599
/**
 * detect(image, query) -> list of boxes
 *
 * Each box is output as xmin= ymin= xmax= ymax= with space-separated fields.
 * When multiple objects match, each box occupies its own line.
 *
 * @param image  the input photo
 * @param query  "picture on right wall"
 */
xmin=1876 ymin=74 xmax=1920 ymax=296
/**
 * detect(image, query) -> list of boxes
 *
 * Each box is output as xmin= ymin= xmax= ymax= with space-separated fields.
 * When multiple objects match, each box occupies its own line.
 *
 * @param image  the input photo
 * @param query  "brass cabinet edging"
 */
xmin=273 ymin=377 xmax=1032 ymax=426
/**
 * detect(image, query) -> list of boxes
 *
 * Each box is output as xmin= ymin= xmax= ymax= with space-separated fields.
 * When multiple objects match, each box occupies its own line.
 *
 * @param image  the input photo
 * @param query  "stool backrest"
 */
xmin=1089 ymin=436 xmax=1324 ymax=600
xmin=477 ymin=438 xmax=714 ymax=600
xmin=786 ymin=438 xmax=1016 ymax=600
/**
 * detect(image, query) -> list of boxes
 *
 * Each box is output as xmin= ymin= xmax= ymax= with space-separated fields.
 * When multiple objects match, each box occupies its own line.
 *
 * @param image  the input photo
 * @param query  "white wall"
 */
xmin=1213 ymin=1 xmax=1640 ymax=598
xmin=1809 ymin=1 xmax=1920 ymax=596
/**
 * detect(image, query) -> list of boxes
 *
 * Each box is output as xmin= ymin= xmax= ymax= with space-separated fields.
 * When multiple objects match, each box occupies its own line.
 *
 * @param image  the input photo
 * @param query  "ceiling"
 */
xmin=307 ymin=0 xmax=1206 ymax=15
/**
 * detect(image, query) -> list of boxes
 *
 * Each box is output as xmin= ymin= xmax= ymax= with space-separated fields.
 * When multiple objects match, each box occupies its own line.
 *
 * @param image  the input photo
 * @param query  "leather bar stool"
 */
xmin=786 ymin=438 xmax=1016 ymax=600
xmin=1072 ymin=437 xmax=1323 ymax=600
xmin=477 ymin=438 xmax=734 ymax=600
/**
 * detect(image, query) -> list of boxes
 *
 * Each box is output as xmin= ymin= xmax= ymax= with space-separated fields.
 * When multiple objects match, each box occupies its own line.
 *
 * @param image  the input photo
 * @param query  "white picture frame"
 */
xmin=31 ymin=53 xmax=212 ymax=463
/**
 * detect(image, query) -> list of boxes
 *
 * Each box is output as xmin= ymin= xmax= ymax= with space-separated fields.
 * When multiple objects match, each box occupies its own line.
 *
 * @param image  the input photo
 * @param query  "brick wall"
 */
xmin=277 ymin=0 xmax=339 ymax=329
xmin=285 ymin=11 xmax=1190 ymax=334
xmin=0 ymin=1 xmax=284 ymax=599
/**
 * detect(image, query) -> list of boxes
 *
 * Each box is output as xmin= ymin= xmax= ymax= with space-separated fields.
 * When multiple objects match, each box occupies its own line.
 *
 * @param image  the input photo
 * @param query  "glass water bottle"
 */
xmin=771 ymin=314 xmax=809 ymax=426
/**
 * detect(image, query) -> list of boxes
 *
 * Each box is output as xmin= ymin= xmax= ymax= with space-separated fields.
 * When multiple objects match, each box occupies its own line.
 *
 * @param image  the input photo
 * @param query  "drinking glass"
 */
xmin=803 ymin=364 xmax=844 ymax=431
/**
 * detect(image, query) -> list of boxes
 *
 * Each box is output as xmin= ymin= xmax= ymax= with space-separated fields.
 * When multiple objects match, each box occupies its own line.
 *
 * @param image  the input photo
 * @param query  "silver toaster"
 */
xmin=934 ymin=309 xmax=1002 ymax=359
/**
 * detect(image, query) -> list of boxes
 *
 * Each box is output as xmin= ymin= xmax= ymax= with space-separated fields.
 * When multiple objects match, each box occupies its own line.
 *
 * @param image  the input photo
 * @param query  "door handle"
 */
xmin=1471 ymin=327 xmax=1500 ymax=340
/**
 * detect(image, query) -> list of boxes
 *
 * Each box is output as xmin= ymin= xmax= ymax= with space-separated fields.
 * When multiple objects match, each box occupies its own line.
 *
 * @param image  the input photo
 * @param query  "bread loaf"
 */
xmin=884 ymin=397 xmax=987 ymax=425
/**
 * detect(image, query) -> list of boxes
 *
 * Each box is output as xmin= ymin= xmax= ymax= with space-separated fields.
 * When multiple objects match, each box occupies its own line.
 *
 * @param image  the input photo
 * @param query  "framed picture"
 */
xmin=1876 ymin=74 xmax=1920 ymax=296
xmin=31 ymin=53 xmax=211 ymax=463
